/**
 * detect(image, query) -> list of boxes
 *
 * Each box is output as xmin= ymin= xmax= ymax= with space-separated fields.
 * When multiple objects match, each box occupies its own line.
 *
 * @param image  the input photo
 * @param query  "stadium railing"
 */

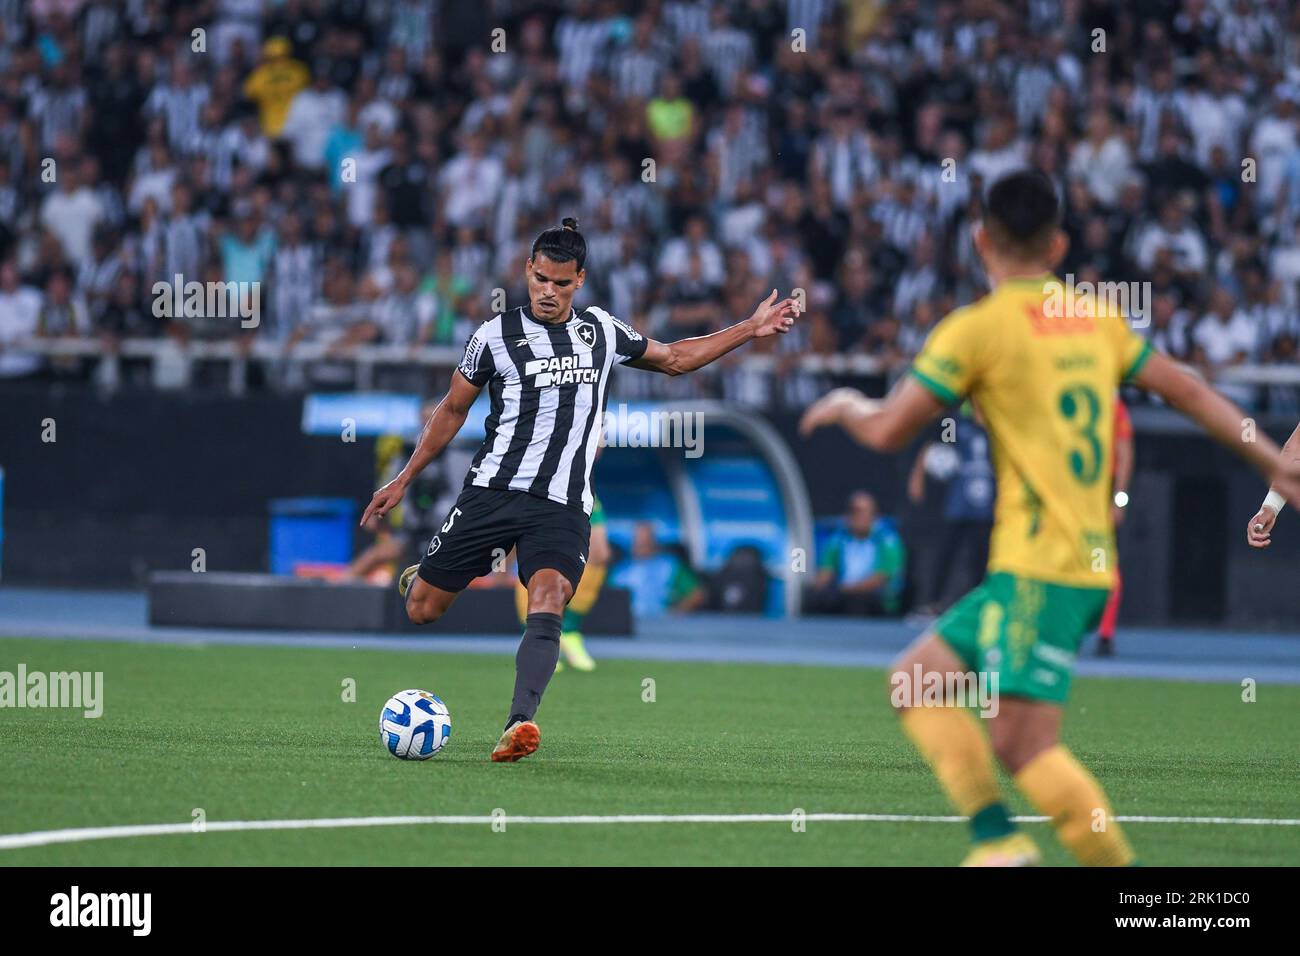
xmin=12 ymin=336 xmax=897 ymax=393
xmin=10 ymin=337 xmax=1300 ymax=391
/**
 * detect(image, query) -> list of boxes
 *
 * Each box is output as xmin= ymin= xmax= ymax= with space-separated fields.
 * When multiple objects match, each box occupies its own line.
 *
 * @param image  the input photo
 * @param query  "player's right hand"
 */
xmin=1246 ymin=507 xmax=1277 ymax=548
xmin=799 ymin=388 xmax=872 ymax=436
xmin=361 ymin=479 xmax=406 ymax=526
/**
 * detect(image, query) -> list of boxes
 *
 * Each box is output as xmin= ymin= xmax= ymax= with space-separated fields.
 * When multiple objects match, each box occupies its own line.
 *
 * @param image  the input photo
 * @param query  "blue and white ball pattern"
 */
xmin=380 ymin=689 xmax=452 ymax=760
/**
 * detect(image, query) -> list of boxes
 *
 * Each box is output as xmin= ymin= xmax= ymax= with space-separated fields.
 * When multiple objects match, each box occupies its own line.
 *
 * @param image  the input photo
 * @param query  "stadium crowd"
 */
xmin=1 ymin=0 xmax=1299 ymax=410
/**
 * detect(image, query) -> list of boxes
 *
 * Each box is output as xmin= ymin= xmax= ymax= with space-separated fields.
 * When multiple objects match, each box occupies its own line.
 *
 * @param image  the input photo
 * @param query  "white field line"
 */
xmin=1 ymin=812 xmax=1298 ymax=851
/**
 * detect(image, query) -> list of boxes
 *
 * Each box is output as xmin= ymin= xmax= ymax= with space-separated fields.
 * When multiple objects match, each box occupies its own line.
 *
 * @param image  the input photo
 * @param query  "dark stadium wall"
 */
xmin=0 ymin=385 xmax=373 ymax=588
xmin=2 ymin=387 xmax=1297 ymax=629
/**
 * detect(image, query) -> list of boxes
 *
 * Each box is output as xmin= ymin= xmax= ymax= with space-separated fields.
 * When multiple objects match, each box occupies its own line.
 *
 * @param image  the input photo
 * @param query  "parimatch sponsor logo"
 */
xmin=50 ymin=886 xmax=151 ymax=936
xmin=524 ymin=354 xmax=600 ymax=388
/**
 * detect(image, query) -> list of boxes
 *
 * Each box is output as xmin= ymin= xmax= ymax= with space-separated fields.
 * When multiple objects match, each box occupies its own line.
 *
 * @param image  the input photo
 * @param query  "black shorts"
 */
xmin=417 ymin=486 xmax=591 ymax=593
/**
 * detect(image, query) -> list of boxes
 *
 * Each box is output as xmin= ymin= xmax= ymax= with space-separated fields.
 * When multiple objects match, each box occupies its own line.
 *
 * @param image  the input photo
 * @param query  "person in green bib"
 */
xmin=806 ymin=491 xmax=906 ymax=616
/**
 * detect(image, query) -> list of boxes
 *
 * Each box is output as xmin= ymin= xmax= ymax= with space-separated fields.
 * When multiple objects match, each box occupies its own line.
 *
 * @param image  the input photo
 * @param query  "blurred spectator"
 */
xmin=894 ymin=234 xmax=939 ymax=321
xmin=831 ymin=248 xmax=888 ymax=350
xmin=36 ymin=267 xmax=89 ymax=377
xmin=0 ymin=0 xmax=1293 ymax=411
xmin=1192 ymin=286 xmax=1258 ymax=407
xmin=658 ymin=213 xmax=724 ymax=286
xmin=968 ymin=114 xmax=1028 ymax=188
xmin=647 ymin=72 xmax=695 ymax=147
xmin=1134 ymin=198 xmax=1209 ymax=278
xmin=40 ymin=156 xmax=103 ymax=266
xmin=439 ymin=131 xmax=502 ymax=230
xmin=78 ymin=225 xmax=122 ymax=315
xmin=36 ymin=267 xmax=88 ymax=336
xmin=1068 ymin=108 xmax=1133 ymax=208
xmin=219 ymin=204 xmax=275 ymax=290
xmin=144 ymin=55 xmax=209 ymax=156
xmin=610 ymin=522 xmax=706 ymax=617
xmin=268 ymin=210 xmax=318 ymax=338
xmin=242 ymin=36 xmax=308 ymax=139
xmin=806 ymin=491 xmax=906 ymax=617
xmin=282 ymin=64 xmax=347 ymax=172
xmin=1143 ymin=292 xmax=1194 ymax=361
xmin=97 ymin=270 xmax=151 ymax=338
xmin=0 ymin=259 xmax=42 ymax=378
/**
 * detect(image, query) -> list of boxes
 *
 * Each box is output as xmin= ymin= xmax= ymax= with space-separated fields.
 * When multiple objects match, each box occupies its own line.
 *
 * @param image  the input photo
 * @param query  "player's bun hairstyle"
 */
xmin=531 ymin=218 xmax=587 ymax=270
xmin=983 ymin=169 xmax=1061 ymax=259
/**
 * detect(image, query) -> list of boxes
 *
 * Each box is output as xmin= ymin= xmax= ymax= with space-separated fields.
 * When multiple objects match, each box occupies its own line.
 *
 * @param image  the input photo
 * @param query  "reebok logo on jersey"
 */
xmin=524 ymin=354 xmax=600 ymax=388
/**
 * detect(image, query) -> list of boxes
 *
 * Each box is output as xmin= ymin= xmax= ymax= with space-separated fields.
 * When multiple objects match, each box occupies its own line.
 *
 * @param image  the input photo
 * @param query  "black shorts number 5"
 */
xmin=441 ymin=507 xmax=463 ymax=534
xmin=417 ymin=487 xmax=590 ymax=594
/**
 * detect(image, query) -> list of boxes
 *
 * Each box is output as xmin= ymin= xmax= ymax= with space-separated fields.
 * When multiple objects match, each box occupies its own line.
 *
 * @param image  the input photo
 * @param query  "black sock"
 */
xmin=509 ymin=612 xmax=562 ymax=724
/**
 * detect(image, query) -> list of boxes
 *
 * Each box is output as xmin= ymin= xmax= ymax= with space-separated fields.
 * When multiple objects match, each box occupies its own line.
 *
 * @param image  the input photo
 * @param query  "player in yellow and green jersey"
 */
xmin=801 ymin=169 xmax=1300 ymax=867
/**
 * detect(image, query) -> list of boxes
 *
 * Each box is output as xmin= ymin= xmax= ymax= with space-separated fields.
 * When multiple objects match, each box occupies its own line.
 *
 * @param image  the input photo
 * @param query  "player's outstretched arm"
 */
xmin=1246 ymin=420 xmax=1300 ymax=548
xmin=359 ymin=371 xmax=483 ymax=525
xmin=628 ymin=289 xmax=799 ymax=376
xmin=1132 ymin=352 xmax=1300 ymax=520
xmin=799 ymin=377 xmax=946 ymax=453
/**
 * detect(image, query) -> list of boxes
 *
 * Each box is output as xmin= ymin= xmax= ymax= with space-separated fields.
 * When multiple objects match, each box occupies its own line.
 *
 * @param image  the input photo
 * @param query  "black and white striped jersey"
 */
xmin=456 ymin=304 xmax=648 ymax=514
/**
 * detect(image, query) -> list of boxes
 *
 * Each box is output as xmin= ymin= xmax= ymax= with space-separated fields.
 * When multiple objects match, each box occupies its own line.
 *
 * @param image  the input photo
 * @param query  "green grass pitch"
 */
xmin=1 ymin=636 xmax=1296 ymax=866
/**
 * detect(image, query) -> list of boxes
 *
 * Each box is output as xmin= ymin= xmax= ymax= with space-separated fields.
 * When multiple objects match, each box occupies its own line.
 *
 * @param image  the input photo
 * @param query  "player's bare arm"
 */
xmin=907 ymin=442 xmax=935 ymax=504
xmin=799 ymin=376 xmax=946 ymax=452
xmin=359 ymin=371 xmax=483 ymax=526
xmin=628 ymin=289 xmax=799 ymax=376
xmin=1112 ymin=416 xmax=1135 ymax=527
xmin=1246 ymin=420 xmax=1300 ymax=548
xmin=1132 ymin=352 xmax=1300 ymax=511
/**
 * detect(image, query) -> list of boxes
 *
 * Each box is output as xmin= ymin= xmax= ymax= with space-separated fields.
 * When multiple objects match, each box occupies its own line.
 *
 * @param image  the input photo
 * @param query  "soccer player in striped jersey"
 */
xmin=361 ymin=218 xmax=799 ymax=762
xmin=802 ymin=170 xmax=1300 ymax=866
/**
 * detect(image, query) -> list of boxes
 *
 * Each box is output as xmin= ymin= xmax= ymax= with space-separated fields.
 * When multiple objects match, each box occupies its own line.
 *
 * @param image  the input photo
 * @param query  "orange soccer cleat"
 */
xmin=491 ymin=719 xmax=540 ymax=763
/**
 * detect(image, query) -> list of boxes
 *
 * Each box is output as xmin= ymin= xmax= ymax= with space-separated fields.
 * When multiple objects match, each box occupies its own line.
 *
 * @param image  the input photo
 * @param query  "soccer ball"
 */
xmin=379 ymin=689 xmax=452 ymax=760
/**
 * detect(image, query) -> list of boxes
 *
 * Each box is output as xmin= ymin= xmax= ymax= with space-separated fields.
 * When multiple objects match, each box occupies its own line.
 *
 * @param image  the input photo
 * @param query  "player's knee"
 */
xmin=405 ymin=592 xmax=442 ymax=625
xmin=989 ymin=727 xmax=1050 ymax=774
xmin=526 ymin=572 xmax=570 ymax=615
xmin=989 ymin=733 xmax=1019 ymax=771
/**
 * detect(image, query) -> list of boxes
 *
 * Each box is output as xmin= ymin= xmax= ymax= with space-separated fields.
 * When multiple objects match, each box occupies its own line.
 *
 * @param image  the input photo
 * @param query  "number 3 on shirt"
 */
xmin=1058 ymin=384 xmax=1102 ymax=485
